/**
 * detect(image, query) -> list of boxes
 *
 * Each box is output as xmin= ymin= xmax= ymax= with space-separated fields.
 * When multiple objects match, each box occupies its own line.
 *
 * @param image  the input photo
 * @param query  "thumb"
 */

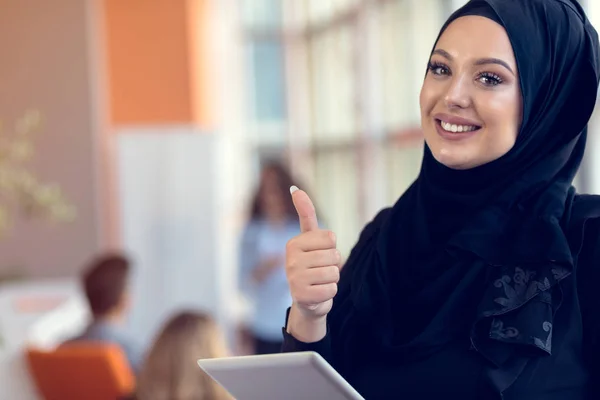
xmin=290 ymin=186 xmax=319 ymax=233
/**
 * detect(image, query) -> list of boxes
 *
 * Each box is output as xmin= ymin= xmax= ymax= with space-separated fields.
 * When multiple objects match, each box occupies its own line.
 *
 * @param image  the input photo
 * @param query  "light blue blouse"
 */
xmin=239 ymin=218 xmax=300 ymax=341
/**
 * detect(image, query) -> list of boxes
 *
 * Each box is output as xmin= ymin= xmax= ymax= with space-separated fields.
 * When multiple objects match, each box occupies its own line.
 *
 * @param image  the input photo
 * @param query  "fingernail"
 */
xmin=290 ymin=185 xmax=299 ymax=194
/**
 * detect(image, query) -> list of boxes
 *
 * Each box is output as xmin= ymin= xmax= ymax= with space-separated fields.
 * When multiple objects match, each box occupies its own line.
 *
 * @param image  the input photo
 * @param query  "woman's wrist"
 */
xmin=286 ymin=304 xmax=327 ymax=343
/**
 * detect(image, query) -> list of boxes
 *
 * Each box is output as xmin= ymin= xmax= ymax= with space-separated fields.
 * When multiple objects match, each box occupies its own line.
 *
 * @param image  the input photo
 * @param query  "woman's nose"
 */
xmin=444 ymin=76 xmax=471 ymax=109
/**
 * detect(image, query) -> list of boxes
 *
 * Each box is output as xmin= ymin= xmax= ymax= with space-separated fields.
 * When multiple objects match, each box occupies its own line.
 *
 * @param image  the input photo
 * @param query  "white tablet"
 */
xmin=197 ymin=351 xmax=365 ymax=400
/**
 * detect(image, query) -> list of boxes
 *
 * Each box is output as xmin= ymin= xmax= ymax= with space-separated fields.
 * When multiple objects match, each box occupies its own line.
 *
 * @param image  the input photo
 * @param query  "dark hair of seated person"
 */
xmin=82 ymin=253 xmax=130 ymax=318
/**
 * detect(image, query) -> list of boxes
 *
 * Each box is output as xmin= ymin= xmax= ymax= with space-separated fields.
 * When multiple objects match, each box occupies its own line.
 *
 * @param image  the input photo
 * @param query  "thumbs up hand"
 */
xmin=285 ymin=186 xmax=341 ymax=321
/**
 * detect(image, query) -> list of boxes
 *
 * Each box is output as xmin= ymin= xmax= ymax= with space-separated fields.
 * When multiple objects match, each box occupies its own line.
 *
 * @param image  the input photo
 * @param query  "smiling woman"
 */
xmin=281 ymin=0 xmax=600 ymax=399
xmin=420 ymin=15 xmax=522 ymax=170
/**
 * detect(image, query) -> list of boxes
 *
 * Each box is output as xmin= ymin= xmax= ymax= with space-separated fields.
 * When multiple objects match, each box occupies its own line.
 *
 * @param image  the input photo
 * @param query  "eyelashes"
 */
xmin=427 ymin=61 xmax=504 ymax=87
xmin=478 ymin=72 xmax=503 ymax=86
xmin=427 ymin=61 xmax=449 ymax=76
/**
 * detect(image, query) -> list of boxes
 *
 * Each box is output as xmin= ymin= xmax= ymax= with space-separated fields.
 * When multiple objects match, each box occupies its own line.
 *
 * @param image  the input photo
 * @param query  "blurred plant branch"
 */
xmin=0 ymin=110 xmax=76 ymax=237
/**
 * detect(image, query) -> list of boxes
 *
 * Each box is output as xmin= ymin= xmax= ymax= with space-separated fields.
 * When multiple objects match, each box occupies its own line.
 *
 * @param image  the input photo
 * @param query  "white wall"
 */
xmin=116 ymin=129 xmax=226 ymax=347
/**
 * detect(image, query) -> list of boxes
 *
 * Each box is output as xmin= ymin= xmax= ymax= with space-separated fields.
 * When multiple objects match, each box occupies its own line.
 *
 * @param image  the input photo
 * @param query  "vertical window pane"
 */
xmin=308 ymin=0 xmax=334 ymax=25
xmin=283 ymin=0 xmax=308 ymax=30
xmin=587 ymin=1 xmax=600 ymax=35
xmin=242 ymin=0 xmax=282 ymax=29
xmin=407 ymin=0 xmax=445 ymax=123
xmin=310 ymin=25 xmax=357 ymax=142
xmin=378 ymin=0 xmax=412 ymax=130
xmin=312 ymin=149 xmax=360 ymax=257
xmin=581 ymin=0 xmax=599 ymax=193
xmin=386 ymin=143 xmax=424 ymax=202
xmin=377 ymin=0 xmax=445 ymax=130
xmin=331 ymin=0 xmax=360 ymax=15
xmin=249 ymin=40 xmax=286 ymax=123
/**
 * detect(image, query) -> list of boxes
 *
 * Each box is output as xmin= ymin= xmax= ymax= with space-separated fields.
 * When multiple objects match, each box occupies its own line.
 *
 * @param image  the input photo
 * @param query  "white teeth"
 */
xmin=440 ymin=120 xmax=478 ymax=133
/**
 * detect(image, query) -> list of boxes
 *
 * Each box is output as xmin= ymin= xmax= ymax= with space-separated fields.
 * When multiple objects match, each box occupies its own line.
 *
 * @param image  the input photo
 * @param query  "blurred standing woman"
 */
xmin=239 ymin=161 xmax=301 ymax=354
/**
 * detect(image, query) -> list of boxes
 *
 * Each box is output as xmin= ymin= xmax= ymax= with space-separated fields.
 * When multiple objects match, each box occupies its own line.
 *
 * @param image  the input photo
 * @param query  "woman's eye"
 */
xmin=428 ymin=62 xmax=449 ymax=76
xmin=478 ymin=73 xmax=503 ymax=86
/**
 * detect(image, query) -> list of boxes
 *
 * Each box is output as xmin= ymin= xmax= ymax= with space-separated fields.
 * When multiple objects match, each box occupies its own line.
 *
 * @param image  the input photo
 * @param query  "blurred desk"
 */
xmin=0 ymin=279 xmax=89 ymax=400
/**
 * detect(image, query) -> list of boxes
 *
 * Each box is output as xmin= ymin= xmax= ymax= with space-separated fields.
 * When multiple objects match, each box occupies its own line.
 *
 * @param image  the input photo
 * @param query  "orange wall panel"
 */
xmin=104 ymin=0 xmax=193 ymax=124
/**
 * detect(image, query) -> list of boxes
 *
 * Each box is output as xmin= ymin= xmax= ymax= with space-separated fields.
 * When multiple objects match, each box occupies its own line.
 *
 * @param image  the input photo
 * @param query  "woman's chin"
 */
xmin=432 ymin=148 xmax=476 ymax=170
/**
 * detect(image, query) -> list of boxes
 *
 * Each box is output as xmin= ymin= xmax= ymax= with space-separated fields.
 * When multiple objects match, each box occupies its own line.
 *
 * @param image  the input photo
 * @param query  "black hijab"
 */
xmin=329 ymin=0 xmax=600 ymax=388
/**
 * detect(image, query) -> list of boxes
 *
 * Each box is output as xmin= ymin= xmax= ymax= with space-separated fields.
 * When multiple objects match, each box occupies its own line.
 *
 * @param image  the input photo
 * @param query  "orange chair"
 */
xmin=26 ymin=343 xmax=136 ymax=400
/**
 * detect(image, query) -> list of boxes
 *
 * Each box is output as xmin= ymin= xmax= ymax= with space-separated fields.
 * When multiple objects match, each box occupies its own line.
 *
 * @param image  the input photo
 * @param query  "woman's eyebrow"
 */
xmin=432 ymin=48 xmax=515 ymax=76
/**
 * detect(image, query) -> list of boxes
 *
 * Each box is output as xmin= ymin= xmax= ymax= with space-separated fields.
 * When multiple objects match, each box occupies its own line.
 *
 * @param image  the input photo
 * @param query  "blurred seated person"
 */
xmin=63 ymin=253 xmax=143 ymax=374
xmin=134 ymin=310 xmax=231 ymax=400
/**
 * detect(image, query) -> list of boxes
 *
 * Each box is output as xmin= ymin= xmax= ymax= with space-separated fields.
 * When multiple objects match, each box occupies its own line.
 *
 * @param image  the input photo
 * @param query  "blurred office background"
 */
xmin=1 ymin=0 xmax=600 ymax=398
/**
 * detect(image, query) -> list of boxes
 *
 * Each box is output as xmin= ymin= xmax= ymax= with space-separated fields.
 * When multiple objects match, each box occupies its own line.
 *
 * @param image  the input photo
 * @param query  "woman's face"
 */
xmin=259 ymin=168 xmax=286 ymax=217
xmin=420 ymin=16 xmax=522 ymax=170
